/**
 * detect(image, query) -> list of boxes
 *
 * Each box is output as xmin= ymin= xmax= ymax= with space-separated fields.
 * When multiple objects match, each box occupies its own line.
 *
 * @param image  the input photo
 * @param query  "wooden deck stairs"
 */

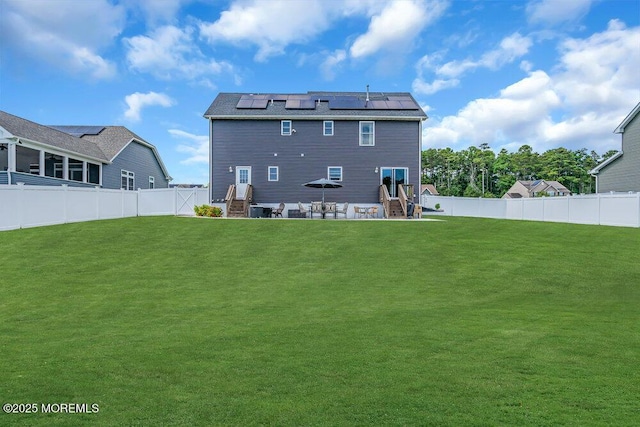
xmin=225 ymin=184 xmax=253 ymax=218
xmin=386 ymin=199 xmax=405 ymax=218
xmin=380 ymin=184 xmax=415 ymax=219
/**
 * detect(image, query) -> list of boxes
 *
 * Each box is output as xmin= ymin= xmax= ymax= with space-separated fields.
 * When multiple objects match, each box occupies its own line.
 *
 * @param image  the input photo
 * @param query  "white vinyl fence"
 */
xmin=0 ymin=184 xmax=210 ymax=231
xmin=421 ymin=193 xmax=640 ymax=228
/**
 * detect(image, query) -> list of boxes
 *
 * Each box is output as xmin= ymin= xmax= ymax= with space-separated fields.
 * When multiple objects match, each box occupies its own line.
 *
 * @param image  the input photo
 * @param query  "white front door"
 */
xmin=236 ymin=166 xmax=251 ymax=199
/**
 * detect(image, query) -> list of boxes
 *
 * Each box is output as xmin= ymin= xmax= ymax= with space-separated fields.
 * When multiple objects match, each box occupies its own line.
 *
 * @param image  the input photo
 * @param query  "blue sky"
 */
xmin=1 ymin=0 xmax=639 ymax=185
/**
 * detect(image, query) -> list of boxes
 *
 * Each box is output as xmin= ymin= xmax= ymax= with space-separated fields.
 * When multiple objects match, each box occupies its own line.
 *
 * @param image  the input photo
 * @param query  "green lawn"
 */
xmin=1 ymin=216 xmax=638 ymax=426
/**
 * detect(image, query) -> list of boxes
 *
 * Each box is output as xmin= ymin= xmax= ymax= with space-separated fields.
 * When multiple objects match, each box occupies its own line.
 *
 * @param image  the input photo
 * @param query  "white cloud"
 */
xmin=200 ymin=0 xmax=447 ymax=63
xmin=124 ymin=92 xmax=175 ymax=122
xmin=320 ymin=50 xmax=347 ymax=81
xmin=553 ymin=20 xmax=640 ymax=113
xmin=0 ymin=0 xmax=124 ymax=79
xmin=350 ymin=0 xmax=447 ymax=58
xmin=199 ymin=0 xmax=331 ymax=62
xmin=421 ymin=22 xmax=640 ymax=154
xmin=170 ymin=129 xmax=209 ymax=165
xmin=124 ymin=25 xmax=236 ymax=83
xmin=413 ymin=33 xmax=532 ymax=95
xmin=126 ymin=0 xmax=187 ymax=25
xmin=527 ymin=0 xmax=593 ymax=26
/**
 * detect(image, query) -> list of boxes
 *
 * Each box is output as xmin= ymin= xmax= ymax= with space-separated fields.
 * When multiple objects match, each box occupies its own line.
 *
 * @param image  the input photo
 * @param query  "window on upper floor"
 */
xmin=328 ymin=166 xmax=342 ymax=182
xmin=323 ymin=121 xmax=334 ymax=136
xmin=281 ymin=120 xmax=292 ymax=136
xmin=149 ymin=176 xmax=155 ymax=189
xmin=268 ymin=166 xmax=279 ymax=181
xmin=359 ymin=121 xmax=375 ymax=146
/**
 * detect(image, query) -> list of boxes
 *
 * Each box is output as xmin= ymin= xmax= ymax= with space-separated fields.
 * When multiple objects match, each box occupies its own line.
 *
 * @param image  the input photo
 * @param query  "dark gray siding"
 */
xmin=211 ymin=119 xmax=421 ymax=203
xmin=599 ymin=113 xmax=640 ymax=192
xmin=9 ymin=172 xmax=96 ymax=187
xmin=103 ymin=142 xmax=169 ymax=189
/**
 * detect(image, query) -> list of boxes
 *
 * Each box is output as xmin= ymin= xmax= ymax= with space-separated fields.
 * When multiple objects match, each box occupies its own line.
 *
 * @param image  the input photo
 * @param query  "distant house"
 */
xmin=421 ymin=184 xmax=439 ymax=196
xmin=503 ymin=180 xmax=571 ymax=199
xmin=0 ymin=110 xmax=171 ymax=189
xmin=203 ymin=91 xmax=428 ymax=218
xmin=52 ymin=125 xmax=172 ymax=189
xmin=589 ymin=102 xmax=640 ymax=193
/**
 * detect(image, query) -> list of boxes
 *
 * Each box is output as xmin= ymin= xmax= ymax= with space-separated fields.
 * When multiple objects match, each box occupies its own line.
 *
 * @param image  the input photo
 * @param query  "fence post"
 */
xmin=95 ymin=186 xmax=100 ymax=220
xmin=597 ymin=193 xmax=601 ymax=225
xmin=17 ymin=182 xmax=24 ymax=229
xmin=62 ymin=184 xmax=68 ymax=225
xmin=174 ymin=186 xmax=178 ymax=216
xmin=637 ymin=193 xmax=640 ymax=228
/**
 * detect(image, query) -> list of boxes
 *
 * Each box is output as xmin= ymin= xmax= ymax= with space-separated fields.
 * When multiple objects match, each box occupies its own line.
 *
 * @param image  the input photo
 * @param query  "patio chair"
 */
xmin=297 ymin=202 xmax=308 ymax=218
xmin=335 ymin=202 xmax=349 ymax=218
xmin=369 ymin=206 xmax=379 ymax=218
xmin=310 ymin=201 xmax=323 ymax=218
xmin=353 ymin=206 xmax=364 ymax=218
xmin=272 ymin=202 xmax=285 ymax=218
xmin=325 ymin=202 xmax=336 ymax=218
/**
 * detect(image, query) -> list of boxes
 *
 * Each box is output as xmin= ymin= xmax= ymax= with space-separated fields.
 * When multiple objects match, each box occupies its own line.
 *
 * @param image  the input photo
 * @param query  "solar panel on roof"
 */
xmin=236 ymin=97 xmax=268 ymax=109
xmin=236 ymin=99 xmax=253 ymax=108
xmin=366 ymin=100 xmax=388 ymax=109
xmin=329 ymin=98 xmax=366 ymax=109
xmin=285 ymin=99 xmax=316 ymax=109
xmin=251 ymin=99 xmax=269 ymax=108
xmin=48 ymin=125 xmax=105 ymax=137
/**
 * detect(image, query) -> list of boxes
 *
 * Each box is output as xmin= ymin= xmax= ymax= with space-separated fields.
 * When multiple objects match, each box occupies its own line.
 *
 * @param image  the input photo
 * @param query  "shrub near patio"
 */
xmin=0 ymin=216 xmax=638 ymax=426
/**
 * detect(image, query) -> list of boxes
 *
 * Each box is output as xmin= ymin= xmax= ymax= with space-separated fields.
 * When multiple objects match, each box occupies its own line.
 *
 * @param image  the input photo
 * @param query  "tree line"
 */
xmin=421 ymin=144 xmax=618 ymax=198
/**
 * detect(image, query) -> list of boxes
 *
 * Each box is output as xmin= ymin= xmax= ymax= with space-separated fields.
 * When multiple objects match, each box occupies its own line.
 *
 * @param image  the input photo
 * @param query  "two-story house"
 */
xmin=0 ymin=110 xmax=171 ymax=189
xmin=589 ymin=102 xmax=640 ymax=193
xmin=203 ymin=91 xmax=428 ymax=218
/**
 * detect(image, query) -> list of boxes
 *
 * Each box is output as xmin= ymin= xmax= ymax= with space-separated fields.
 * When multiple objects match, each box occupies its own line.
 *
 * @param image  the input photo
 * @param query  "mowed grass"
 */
xmin=0 ymin=216 xmax=638 ymax=426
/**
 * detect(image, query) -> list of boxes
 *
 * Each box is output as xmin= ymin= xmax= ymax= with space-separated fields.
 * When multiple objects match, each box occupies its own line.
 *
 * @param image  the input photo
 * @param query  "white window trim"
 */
xmin=323 ymin=120 xmax=334 ymax=136
xmin=268 ymin=166 xmax=279 ymax=182
xmin=149 ymin=176 xmax=155 ymax=189
xmin=121 ymin=169 xmax=135 ymax=190
xmin=281 ymin=120 xmax=292 ymax=136
xmin=328 ymin=166 xmax=343 ymax=182
xmin=359 ymin=121 xmax=375 ymax=146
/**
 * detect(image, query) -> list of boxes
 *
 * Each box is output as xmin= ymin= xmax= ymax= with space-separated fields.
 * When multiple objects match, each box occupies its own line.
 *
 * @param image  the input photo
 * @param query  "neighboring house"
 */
xmin=421 ymin=184 xmax=439 ymax=196
xmin=203 ymin=91 xmax=428 ymax=217
xmin=589 ymin=102 xmax=640 ymax=193
xmin=502 ymin=180 xmax=571 ymax=199
xmin=0 ymin=110 xmax=171 ymax=189
xmin=51 ymin=125 xmax=172 ymax=189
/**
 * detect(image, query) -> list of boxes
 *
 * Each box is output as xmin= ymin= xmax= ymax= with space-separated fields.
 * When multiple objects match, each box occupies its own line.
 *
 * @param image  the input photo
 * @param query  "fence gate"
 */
xmin=176 ymin=188 xmax=198 ymax=216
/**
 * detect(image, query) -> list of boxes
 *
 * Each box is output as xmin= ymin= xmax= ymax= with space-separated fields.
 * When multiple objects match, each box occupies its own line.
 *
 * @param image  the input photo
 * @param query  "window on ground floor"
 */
xmin=328 ymin=166 xmax=342 ymax=181
xmin=88 ymin=163 xmax=100 ymax=184
xmin=268 ymin=166 xmax=279 ymax=181
xmin=15 ymin=145 xmax=40 ymax=174
xmin=121 ymin=170 xmax=135 ymax=190
xmin=68 ymin=158 xmax=83 ymax=182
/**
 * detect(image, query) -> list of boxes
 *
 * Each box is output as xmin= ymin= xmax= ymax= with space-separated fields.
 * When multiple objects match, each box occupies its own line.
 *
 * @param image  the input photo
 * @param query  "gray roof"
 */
xmin=204 ymin=91 xmax=428 ymax=120
xmin=53 ymin=125 xmax=145 ymax=160
xmin=61 ymin=126 xmax=171 ymax=179
xmin=0 ymin=110 xmax=109 ymax=161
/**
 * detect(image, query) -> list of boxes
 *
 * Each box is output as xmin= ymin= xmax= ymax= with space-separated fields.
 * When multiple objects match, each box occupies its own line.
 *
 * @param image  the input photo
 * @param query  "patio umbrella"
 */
xmin=303 ymin=178 xmax=343 ymax=203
